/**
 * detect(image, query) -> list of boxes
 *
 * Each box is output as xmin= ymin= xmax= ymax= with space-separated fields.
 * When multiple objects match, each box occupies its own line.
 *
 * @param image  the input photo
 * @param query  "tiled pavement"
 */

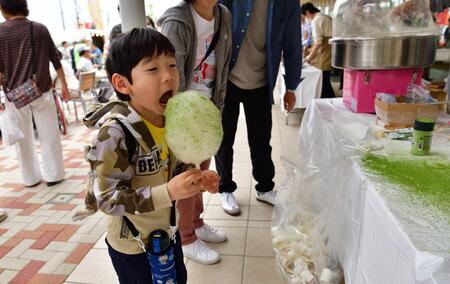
xmin=0 ymin=101 xmax=302 ymax=284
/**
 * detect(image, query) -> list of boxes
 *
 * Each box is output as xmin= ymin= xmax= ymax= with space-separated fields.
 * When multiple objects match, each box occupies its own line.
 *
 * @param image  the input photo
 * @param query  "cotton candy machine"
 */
xmin=330 ymin=0 xmax=440 ymax=112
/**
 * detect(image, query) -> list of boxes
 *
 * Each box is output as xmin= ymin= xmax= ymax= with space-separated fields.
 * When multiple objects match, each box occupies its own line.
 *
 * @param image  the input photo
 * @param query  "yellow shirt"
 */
xmin=142 ymin=118 xmax=169 ymax=179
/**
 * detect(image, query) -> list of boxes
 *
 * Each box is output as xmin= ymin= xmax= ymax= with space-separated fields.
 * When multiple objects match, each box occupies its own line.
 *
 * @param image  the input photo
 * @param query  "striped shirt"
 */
xmin=0 ymin=18 xmax=62 ymax=93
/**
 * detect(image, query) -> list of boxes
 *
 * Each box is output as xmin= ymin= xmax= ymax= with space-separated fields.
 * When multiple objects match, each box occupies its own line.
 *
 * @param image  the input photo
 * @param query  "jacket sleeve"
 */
xmin=218 ymin=6 xmax=232 ymax=112
xmin=282 ymin=0 xmax=303 ymax=90
xmin=88 ymin=124 xmax=172 ymax=216
xmin=160 ymin=20 xmax=190 ymax=91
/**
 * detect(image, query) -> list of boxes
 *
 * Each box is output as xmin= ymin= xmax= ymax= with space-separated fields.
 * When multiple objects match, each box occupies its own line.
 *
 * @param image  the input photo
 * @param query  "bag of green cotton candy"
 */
xmin=164 ymin=91 xmax=223 ymax=170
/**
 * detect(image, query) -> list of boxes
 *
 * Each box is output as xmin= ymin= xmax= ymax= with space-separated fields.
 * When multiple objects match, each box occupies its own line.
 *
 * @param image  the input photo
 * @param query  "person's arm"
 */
xmin=305 ymin=41 xmax=322 ymax=63
xmin=282 ymin=0 xmax=302 ymax=112
xmin=160 ymin=20 xmax=190 ymax=91
xmin=46 ymin=27 xmax=69 ymax=101
xmin=55 ymin=68 xmax=69 ymax=101
xmin=305 ymin=16 xmax=323 ymax=63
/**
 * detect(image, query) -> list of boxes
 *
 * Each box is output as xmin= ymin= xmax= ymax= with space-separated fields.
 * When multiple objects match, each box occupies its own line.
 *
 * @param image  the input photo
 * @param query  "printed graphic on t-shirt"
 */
xmin=134 ymin=145 xmax=168 ymax=176
xmin=192 ymin=34 xmax=216 ymax=98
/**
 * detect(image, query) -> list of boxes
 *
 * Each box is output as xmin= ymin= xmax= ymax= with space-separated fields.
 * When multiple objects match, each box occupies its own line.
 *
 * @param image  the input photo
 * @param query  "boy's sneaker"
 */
xmin=256 ymin=190 xmax=277 ymax=206
xmin=0 ymin=209 xmax=7 ymax=223
xmin=182 ymin=239 xmax=220 ymax=265
xmin=195 ymin=224 xmax=227 ymax=243
xmin=221 ymin=193 xmax=240 ymax=216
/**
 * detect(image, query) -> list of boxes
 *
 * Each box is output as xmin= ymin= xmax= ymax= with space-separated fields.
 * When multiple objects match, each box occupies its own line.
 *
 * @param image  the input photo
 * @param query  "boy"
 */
xmin=84 ymin=28 xmax=219 ymax=283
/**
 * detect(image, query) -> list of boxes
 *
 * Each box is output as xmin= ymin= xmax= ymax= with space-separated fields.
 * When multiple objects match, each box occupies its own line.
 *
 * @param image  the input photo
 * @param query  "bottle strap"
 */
xmin=29 ymin=21 xmax=37 ymax=79
xmin=123 ymin=201 xmax=176 ymax=252
xmin=194 ymin=6 xmax=222 ymax=72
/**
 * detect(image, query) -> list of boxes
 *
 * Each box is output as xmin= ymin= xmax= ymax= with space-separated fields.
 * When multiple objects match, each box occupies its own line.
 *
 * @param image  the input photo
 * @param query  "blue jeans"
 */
xmin=106 ymin=232 xmax=187 ymax=284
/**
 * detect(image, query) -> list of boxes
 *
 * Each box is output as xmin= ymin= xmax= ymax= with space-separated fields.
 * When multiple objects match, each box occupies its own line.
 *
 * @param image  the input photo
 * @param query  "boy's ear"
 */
xmin=111 ymin=73 xmax=132 ymax=96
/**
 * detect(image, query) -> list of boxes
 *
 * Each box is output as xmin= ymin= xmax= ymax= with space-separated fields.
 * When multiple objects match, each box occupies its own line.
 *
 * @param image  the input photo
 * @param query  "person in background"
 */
xmin=90 ymin=43 xmax=102 ymax=66
xmin=159 ymin=0 xmax=231 ymax=265
xmin=73 ymin=39 xmax=90 ymax=70
xmin=214 ymin=0 xmax=302 ymax=216
xmin=77 ymin=48 xmax=94 ymax=76
xmin=58 ymin=41 xmax=71 ymax=62
xmin=70 ymin=41 xmax=77 ymax=73
xmin=302 ymin=2 xmax=335 ymax=98
xmin=0 ymin=0 xmax=69 ymax=187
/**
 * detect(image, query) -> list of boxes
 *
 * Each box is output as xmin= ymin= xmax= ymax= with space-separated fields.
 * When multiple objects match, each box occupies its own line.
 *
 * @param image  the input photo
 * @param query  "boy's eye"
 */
xmin=146 ymin=67 xmax=158 ymax=72
xmin=169 ymin=64 xmax=177 ymax=68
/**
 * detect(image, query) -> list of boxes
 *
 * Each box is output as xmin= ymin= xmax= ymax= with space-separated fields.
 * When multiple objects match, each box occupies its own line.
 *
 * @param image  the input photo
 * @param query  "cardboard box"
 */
xmin=375 ymin=97 xmax=441 ymax=129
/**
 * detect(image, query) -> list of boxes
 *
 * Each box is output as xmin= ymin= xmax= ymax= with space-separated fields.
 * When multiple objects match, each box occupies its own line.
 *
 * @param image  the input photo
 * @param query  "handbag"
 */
xmin=5 ymin=21 xmax=42 ymax=109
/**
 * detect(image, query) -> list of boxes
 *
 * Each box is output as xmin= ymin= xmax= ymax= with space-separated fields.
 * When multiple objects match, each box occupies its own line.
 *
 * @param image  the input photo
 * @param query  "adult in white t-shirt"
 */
xmin=159 ymin=0 xmax=232 ymax=266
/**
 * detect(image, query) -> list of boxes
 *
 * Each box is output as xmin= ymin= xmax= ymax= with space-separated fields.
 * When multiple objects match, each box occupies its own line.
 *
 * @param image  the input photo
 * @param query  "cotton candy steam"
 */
xmin=164 ymin=91 xmax=223 ymax=167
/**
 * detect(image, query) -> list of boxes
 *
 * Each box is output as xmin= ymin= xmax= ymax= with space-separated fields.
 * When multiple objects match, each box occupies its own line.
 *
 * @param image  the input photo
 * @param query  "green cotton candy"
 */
xmin=362 ymin=153 xmax=450 ymax=217
xmin=164 ymin=91 xmax=223 ymax=167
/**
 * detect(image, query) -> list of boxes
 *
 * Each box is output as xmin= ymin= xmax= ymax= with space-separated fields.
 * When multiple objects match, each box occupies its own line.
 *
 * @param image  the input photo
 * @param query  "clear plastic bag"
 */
xmin=0 ymin=99 xmax=24 ymax=146
xmin=333 ymin=0 xmax=439 ymax=38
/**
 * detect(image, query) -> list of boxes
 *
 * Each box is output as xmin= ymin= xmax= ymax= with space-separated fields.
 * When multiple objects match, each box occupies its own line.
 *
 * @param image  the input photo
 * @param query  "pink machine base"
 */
xmin=342 ymin=68 xmax=423 ymax=113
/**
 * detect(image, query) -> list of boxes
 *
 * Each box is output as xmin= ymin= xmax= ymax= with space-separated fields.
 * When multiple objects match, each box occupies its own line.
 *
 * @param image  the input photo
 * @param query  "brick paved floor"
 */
xmin=0 ymin=102 xmax=302 ymax=284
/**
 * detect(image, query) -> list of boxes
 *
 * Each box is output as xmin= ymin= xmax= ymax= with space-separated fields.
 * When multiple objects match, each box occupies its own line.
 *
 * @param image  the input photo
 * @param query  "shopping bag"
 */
xmin=0 ymin=99 xmax=24 ymax=146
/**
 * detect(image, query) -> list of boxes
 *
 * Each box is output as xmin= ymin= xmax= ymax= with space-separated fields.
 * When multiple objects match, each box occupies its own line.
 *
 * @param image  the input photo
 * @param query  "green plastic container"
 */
xmin=411 ymin=118 xmax=435 ymax=156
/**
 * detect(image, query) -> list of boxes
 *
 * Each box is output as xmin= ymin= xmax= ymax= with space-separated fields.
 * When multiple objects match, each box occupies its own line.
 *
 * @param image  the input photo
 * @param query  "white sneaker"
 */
xmin=221 ymin=192 xmax=240 ymax=216
xmin=182 ymin=239 xmax=220 ymax=265
xmin=0 ymin=208 xmax=7 ymax=223
xmin=195 ymin=224 xmax=227 ymax=243
xmin=256 ymin=190 xmax=277 ymax=206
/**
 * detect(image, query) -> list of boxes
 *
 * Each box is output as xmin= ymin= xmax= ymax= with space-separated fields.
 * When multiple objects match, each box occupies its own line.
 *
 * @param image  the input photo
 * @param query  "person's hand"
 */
xmin=284 ymin=91 xmax=296 ymax=112
xmin=304 ymin=56 xmax=311 ymax=64
xmin=201 ymin=170 xmax=219 ymax=194
xmin=167 ymin=169 xmax=204 ymax=200
xmin=60 ymin=85 xmax=70 ymax=102
xmin=0 ymin=103 xmax=4 ymax=112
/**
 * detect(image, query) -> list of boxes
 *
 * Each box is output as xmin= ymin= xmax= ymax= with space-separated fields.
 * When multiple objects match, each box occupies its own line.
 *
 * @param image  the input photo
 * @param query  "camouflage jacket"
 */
xmin=79 ymin=101 xmax=186 ymax=254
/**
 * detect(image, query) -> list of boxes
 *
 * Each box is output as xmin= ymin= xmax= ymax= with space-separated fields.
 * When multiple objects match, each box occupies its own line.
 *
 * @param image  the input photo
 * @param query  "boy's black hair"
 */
xmin=183 ymin=0 xmax=194 ymax=3
xmin=79 ymin=50 xmax=88 ymax=57
xmin=301 ymin=2 xmax=321 ymax=15
xmin=0 ymin=0 xmax=29 ymax=16
xmin=105 ymin=27 xmax=175 ymax=101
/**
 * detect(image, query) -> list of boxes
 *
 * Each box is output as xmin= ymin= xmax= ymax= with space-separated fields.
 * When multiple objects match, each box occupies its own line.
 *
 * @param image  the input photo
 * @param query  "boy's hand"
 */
xmin=167 ymin=169 xmax=204 ymax=200
xmin=201 ymin=170 xmax=220 ymax=194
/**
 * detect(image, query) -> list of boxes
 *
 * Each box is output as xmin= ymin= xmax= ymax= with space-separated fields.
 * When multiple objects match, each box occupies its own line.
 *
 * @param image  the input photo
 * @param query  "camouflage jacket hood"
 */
xmin=83 ymin=100 xmax=155 ymax=154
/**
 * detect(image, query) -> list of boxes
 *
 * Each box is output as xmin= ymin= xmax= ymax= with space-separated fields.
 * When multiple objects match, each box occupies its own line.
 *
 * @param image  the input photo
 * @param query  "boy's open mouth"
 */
xmin=159 ymin=90 xmax=173 ymax=105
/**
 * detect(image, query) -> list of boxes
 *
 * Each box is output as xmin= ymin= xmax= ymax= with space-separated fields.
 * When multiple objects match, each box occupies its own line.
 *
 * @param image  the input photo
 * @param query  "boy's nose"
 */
xmin=163 ymin=72 xmax=175 ymax=83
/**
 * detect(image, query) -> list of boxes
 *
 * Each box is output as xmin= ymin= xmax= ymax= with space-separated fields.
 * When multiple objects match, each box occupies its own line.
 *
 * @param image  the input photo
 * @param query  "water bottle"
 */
xmin=147 ymin=229 xmax=177 ymax=284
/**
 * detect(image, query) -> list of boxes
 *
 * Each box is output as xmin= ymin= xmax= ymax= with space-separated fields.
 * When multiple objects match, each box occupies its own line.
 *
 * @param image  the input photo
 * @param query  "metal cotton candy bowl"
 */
xmin=330 ymin=0 xmax=440 ymax=70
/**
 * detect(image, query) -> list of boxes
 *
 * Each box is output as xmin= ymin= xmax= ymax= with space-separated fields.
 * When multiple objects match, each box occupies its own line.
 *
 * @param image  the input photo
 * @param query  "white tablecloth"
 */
xmin=276 ymin=64 xmax=322 ymax=109
xmin=273 ymin=99 xmax=450 ymax=284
